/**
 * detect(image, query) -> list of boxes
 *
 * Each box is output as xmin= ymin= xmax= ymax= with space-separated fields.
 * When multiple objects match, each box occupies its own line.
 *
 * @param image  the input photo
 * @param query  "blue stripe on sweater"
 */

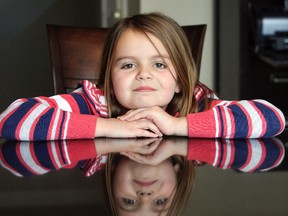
xmin=1 ymin=142 xmax=34 ymax=176
xmin=71 ymin=93 xmax=90 ymax=114
xmin=253 ymin=102 xmax=280 ymax=138
xmin=2 ymin=99 xmax=37 ymax=140
xmin=58 ymin=112 xmax=66 ymax=140
xmin=255 ymin=139 xmax=281 ymax=172
xmin=217 ymin=106 xmax=224 ymax=137
xmin=217 ymin=141 xmax=224 ymax=168
xmin=57 ymin=141 xmax=67 ymax=164
xmin=33 ymin=109 xmax=53 ymax=141
xmin=33 ymin=141 xmax=56 ymax=170
xmin=231 ymin=139 xmax=249 ymax=169
xmin=229 ymin=104 xmax=249 ymax=138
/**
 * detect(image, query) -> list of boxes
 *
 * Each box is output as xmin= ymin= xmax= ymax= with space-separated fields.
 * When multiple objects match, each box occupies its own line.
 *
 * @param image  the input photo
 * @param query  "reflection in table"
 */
xmin=0 ymin=136 xmax=287 ymax=216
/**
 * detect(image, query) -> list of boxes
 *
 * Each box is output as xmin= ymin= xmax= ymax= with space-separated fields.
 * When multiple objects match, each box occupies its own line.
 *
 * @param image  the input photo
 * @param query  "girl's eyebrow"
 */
xmin=115 ymin=56 xmax=136 ymax=63
xmin=115 ymin=54 xmax=171 ymax=63
xmin=151 ymin=54 xmax=171 ymax=60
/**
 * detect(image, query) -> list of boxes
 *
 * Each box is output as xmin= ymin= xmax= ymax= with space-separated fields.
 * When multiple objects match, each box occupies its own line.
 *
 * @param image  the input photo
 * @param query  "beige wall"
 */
xmin=140 ymin=0 xmax=215 ymax=89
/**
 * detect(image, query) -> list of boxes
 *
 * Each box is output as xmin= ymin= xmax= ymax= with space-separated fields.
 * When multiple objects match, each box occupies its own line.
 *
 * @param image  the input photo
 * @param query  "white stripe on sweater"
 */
xmin=62 ymin=112 xmax=70 ymax=140
xmin=239 ymin=140 xmax=262 ymax=172
xmin=213 ymin=108 xmax=220 ymax=137
xmin=19 ymin=142 xmax=48 ymax=175
xmin=50 ymin=141 xmax=62 ymax=169
xmin=223 ymin=140 xmax=232 ymax=169
xmin=239 ymin=101 xmax=263 ymax=138
xmin=50 ymin=109 xmax=60 ymax=140
xmin=62 ymin=140 xmax=71 ymax=165
xmin=224 ymin=107 xmax=232 ymax=138
xmin=19 ymin=104 xmax=47 ymax=140
xmin=0 ymin=157 xmax=23 ymax=177
xmin=51 ymin=95 xmax=72 ymax=112
xmin=213 ymin=139 xmax=220 ymax=167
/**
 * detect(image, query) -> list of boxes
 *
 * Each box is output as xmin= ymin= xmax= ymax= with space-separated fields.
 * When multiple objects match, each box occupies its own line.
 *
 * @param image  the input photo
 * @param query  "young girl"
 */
xmin=0 ymin=12 xmax=285 ymax=141
xmin=0 ymin=12 xmax=285 ymax=216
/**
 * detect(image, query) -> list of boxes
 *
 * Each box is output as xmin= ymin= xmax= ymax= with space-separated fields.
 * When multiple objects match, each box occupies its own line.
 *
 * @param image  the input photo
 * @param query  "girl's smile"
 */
xmin=133 ymin=85 xmax=157 ymax=92
xmin=134 ymin=180 xmax=158 ymax=187
xmin=111 ymin=29 xmax=180 ymax=110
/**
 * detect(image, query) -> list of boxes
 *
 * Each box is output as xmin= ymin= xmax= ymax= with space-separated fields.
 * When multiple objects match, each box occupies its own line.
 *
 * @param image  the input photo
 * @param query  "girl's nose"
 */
xmin=137 ymin=190 xmax=153 ymax=197
xmin=136 ymin=68 xmax=152 ymax=80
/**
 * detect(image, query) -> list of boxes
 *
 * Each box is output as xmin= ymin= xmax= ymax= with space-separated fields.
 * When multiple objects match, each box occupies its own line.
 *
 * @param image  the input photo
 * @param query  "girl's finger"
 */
xmin=139 ymin=142 xmax=159 ymax=154
xmin=143 ymin=121 xmax=163 ymax=137
xmin=138 ymin=138 xmax=160 ymax=146
xmin=120 ymin=152 xmax=144 ymax=163
xmin=118 ymin=108 xmax=147 ymax=121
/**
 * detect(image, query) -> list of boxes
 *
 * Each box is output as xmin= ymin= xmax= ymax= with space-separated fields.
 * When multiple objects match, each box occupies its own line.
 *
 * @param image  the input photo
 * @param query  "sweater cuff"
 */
xmin=66 ymin=113 xmax=97 ymax=139
xmin=187 ymin=139 xmax=216 ymax=164
xmin=66 ymin=139 xmax=97 ymax=163
xmin=187 ymin=110 xmax=217 ymax=138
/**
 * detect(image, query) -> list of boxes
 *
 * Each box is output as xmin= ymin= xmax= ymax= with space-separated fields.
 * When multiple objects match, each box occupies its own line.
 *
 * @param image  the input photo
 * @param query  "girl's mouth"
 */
xmin=134 ymin=180 xmax=157 ymax=187
xmin=133 ymin=86 xmax=156 ymax=92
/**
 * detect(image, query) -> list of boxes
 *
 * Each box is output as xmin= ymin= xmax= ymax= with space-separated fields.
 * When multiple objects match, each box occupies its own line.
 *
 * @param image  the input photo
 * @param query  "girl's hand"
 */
xmin=95 ymin=118 xmax=163 ymax=138
xmin=121 ymin=137 xmax=188 ymax=165
xmin=118 ymin=106 xmax=188 ymax=136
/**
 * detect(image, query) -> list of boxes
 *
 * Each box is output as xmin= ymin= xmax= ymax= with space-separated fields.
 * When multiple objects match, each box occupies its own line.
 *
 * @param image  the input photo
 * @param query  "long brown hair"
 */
xmin=97 ymin=12 xmax=200 ymax=118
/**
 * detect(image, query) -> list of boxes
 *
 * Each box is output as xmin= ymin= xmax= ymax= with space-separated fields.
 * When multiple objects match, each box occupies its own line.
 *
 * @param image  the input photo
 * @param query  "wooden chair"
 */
xmin=47 ymin=24 xmax=207 ymax=94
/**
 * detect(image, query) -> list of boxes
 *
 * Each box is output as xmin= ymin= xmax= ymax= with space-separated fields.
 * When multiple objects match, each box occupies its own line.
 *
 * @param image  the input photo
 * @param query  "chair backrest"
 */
xmin=47 ymin=24 xmax=206 ymax=94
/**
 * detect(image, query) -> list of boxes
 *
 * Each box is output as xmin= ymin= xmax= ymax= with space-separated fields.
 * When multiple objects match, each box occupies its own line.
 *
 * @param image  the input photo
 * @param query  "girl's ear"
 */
xmin=175 ymin=84 xmax=181 ymax=93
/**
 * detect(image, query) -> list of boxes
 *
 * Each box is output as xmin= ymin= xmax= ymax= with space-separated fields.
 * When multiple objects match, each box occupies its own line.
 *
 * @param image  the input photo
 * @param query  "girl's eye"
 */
xmin=154 ymin=198 xmax=167 ymax=205
xmin=122 ymin=63 xmax=135 ymax=69
xmin=154 ymin=63 xmax=166 ymax=69
xmin=123 ymin=198 xmax=138 ymax=205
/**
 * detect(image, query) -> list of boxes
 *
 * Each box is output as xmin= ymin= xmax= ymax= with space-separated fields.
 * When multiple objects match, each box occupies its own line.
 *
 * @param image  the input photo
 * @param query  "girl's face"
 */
xmin=111 ymin=29 xmax=180 ymax=110
xmin=113 ymin=157 xmax=179 ymax=215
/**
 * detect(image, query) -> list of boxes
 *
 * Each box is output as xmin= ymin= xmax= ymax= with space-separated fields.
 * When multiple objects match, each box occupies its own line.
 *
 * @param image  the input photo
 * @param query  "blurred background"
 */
xmin=1 ymin=0 xmax=288 ymax=215
xmin=0 ymin=0 xmax=215 ymax=112
xmin=1 ymin=0 xmax=287 ymax=117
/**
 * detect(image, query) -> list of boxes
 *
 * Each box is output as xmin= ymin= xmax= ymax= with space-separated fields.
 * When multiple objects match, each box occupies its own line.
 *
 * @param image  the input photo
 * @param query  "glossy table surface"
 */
xmin=0 ymin=130 xmax=288 ymax=216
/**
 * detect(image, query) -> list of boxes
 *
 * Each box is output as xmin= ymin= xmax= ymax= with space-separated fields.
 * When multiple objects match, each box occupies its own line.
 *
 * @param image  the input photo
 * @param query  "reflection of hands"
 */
xmin=120 ymin=137 xmax=188 ymax=165
xmin=95 ymin=138 xmax=161 ymax=155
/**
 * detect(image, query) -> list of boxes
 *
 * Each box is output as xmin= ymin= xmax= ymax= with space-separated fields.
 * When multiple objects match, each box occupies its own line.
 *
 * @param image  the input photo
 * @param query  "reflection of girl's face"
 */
xmin=113 ymin=157 xmax=179 ymax=216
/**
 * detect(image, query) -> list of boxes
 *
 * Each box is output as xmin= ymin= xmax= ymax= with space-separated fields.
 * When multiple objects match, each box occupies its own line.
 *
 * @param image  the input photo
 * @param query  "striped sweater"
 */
xmin=0 ymin=138 xmax=285 ymax=177
xmin=0 ymin=80 xmax=285 ymax=140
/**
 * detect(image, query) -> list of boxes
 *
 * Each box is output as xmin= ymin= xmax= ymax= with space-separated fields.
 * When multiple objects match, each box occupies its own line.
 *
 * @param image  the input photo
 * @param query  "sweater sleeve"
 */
xmin=0 ymin=81 xmax=107 ymax=141
xmin=187 ymin=138 xmax=285 ymax=172
xmin=0 ymin=139 xmax=102 ymax=177
xmin=187 ymin=99 xmax=286 ymax=138
xmin=187 ymin=139 xmax=216 ymax=164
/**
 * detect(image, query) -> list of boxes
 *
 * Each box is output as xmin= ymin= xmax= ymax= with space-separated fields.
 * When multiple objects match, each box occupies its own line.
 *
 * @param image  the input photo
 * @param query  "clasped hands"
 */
xmin=97 ymin=106 xmax=188 ymax=138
